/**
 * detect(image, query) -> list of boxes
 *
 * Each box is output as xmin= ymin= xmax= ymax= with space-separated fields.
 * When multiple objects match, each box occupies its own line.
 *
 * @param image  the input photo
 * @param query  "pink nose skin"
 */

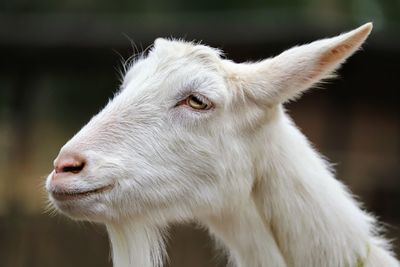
xmin=54 ymin=153 xmax=86 ymax=176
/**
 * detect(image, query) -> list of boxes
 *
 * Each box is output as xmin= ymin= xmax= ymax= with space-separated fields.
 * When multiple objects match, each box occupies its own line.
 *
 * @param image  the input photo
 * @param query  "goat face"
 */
xmin=46 ymin=23 xmax=372 ymax=223
xmin=45 ymin=39 xmax=255 ymax=223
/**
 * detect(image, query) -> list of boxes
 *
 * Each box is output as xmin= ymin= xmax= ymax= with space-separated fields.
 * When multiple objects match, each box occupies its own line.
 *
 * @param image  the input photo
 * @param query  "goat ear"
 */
xmin=241 ymin=23 xmax=372 ymax=104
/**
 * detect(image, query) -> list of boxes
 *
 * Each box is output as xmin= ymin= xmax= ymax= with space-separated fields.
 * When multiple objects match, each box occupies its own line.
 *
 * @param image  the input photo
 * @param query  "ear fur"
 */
xmin=239 ymin=23 xmax=373 ymax=104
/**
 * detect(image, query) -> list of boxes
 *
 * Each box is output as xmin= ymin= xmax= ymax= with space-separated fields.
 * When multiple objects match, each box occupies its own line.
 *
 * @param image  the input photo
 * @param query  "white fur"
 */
xmin=46 ymin=23 xmax=399 ymax=267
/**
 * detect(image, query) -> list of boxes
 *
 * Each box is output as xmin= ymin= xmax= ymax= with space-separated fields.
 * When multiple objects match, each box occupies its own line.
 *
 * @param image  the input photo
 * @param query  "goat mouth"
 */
xmin=51 ymin=184 xmax=114 ymax=202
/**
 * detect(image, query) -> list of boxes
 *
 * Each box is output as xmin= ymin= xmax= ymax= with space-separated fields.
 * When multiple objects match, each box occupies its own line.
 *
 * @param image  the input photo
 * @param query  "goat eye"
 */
xmin=186 ymin=95 xmax=212 ymax=110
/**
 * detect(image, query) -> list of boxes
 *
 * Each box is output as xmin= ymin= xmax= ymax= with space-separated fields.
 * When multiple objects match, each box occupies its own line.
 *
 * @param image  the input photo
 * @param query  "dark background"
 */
xmin=0 ymin=0 xmax=399 ymax=266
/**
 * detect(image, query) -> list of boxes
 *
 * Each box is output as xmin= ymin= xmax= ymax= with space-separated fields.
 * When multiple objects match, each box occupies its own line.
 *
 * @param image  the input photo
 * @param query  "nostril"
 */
xmin=60 ymin=162 xmax=85 ymax=174
xmin=54 ymin=156 xmax=86 ymax=174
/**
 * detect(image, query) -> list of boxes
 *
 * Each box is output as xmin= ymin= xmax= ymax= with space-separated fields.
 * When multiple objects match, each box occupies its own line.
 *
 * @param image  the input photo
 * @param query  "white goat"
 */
xmin=46 ymin=23 xmax=399 ymax=267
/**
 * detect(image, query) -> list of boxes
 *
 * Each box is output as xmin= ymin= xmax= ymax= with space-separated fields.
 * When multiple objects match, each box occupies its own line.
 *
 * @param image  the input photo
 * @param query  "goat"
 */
xmin=46 ymin=23 xmax=399 ymax=267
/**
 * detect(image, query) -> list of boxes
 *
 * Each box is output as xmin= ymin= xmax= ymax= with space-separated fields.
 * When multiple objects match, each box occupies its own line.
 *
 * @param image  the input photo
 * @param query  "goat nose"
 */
xmin=54 ymin=153 xmax=86 ymax=174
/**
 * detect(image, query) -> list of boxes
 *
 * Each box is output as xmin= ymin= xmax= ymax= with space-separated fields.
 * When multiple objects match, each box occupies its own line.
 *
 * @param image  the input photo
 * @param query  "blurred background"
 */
xmin=0 ymin=0 xmax=399 ymax=266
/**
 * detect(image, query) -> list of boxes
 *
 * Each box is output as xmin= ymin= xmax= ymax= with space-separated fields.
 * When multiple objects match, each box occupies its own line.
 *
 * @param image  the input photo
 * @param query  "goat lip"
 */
xmin=51 ymin=184 xmax=114 ymax=202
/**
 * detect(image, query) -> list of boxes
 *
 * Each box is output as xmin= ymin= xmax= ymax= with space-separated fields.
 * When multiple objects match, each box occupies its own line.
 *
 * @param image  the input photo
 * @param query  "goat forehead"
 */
xmin=152 ymin=39 xmax=222 ymax=63
xmin=119 ymin=43 xmax=228 ymax=106
xmin=124 ymin=39 xmax=223 ymax=84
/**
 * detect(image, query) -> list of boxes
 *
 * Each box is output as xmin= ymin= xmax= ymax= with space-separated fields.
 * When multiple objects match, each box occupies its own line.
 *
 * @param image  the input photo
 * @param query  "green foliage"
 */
xmin=0 ymin=0 xmax=398 ymax=26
